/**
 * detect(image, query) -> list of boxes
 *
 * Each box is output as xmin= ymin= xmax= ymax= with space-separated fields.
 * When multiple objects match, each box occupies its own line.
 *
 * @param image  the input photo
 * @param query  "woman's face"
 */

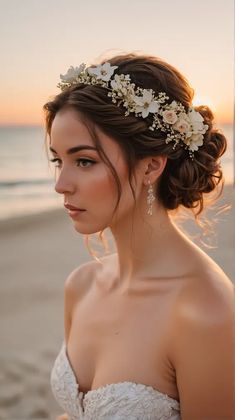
xmin=49 ymin=108 xmax=143 ymax=234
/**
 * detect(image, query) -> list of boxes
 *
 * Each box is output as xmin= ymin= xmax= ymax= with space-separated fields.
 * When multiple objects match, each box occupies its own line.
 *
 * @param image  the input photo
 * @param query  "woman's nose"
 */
xmin=54 ymin=170 xmax=75 ymax=195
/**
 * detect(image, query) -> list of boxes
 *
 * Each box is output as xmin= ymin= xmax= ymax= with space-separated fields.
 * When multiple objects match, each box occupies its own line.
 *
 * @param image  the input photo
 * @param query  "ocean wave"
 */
xmin=0 ymin=179 xmax=53 ymax=188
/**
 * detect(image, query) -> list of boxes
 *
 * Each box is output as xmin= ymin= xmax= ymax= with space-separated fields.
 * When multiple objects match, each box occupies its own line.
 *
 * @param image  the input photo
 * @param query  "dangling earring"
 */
xmin=147 ymin=180 xmax=155 ymax=216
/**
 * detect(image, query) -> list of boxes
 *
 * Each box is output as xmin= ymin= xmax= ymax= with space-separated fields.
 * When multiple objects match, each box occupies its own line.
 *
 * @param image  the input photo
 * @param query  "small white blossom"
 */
xmin=169 ymin=100 xmax=178 ymax=109
xmin=133 ymin=90 xmax=159 ymax=118
xmin=188 ymin=109 xmax=206 ymax=133
xmin=184 ymin=133 xmax=204 ymax=151
xmin=87 ymin=62 xmax=118 ymax=81
xmin=110 ymin=74 xmax=122 ymax=90
xmin=60 ymin=64 xmax=85 ymax=83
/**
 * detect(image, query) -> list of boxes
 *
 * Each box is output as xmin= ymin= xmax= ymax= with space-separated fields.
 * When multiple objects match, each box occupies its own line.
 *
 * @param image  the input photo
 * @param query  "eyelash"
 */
xmin=49 ymin=158 xmax=96 ymax=168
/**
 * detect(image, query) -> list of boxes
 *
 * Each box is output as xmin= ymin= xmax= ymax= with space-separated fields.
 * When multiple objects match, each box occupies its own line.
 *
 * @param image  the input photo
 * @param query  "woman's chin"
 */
xmin=73 ymin=222 xmax=106 ymax=235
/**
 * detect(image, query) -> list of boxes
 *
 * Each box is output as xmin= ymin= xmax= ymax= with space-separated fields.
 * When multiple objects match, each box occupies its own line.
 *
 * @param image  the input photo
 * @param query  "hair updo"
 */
xmin=43 ymin=52 xmax=227 ymax=227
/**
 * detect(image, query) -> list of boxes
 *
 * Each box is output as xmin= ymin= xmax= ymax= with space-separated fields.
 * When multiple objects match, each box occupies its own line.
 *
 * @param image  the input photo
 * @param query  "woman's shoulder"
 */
xmin=64 ymin=259 xmax=99 ymax=297
xmin=64 ymin=253 xmax=117 ymax=298
xmin=175 ymin=252 xmax=234 ymax=328
xmin=178 ymin=231 xmax=234 ymax=304
xmin=170 ymin=265 xmax=235 ymax=417
xmin=169 ymin=255 xmax=234 ymax=376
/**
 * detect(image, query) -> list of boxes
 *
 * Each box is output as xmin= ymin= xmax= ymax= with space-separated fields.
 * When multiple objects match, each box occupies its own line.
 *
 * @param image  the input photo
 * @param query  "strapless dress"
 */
xmin=50 ymin=340 xmax=181 ymax=419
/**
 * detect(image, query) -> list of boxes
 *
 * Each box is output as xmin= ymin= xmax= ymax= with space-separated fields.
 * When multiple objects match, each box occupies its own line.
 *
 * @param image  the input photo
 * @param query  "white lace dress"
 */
xmin=51 ymin=341 xmax=181 ymax=419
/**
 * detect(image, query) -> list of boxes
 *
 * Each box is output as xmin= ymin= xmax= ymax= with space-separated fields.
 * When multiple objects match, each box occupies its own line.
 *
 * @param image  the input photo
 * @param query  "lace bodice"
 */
xmin=51 ymin=341 xmax=181 ymax=419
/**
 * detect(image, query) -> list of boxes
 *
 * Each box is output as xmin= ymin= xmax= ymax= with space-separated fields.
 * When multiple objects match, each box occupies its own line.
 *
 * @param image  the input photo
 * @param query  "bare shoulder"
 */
xmin=176 ymin=224 xmax=234 ymax=315
xmin=176 ymin=261 xmax=234 ymax=325
xmin=64 ymin=259 xmax=100 ymax=298
xmin=64 ymin=252 xmax=117 ymax=301
xmin=170 ymin=264 xmax=235 ymax=417
xmin=169 ymin=262 xmax=235 ymax=360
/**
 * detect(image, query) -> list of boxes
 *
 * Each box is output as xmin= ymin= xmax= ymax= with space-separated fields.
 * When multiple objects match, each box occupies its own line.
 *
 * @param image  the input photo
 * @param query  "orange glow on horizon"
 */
xmin=0 ymin=108 xmax=233 ymax=127
xmin=0 ymin=89 xmax=233 ymax=127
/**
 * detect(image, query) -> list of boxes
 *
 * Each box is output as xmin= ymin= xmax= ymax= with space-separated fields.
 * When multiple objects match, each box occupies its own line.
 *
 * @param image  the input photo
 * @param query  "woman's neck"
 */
xmin=109 ymin=202 xmax=190 ymax=289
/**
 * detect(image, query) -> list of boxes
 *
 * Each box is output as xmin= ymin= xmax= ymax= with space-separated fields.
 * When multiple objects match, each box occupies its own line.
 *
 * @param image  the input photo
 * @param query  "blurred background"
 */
xmin=0 ymin=0 xmax=234 ymax=418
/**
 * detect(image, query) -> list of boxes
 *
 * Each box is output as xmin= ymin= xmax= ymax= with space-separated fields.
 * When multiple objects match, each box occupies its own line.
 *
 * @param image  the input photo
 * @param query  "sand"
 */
xmin=0 ymin=184 xmax=234 ymax=420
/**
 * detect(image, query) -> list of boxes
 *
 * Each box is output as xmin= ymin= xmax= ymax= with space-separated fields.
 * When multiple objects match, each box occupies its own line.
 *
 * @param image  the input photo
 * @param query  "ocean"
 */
xmin=0 ymin=124 xmax=234 ymax=221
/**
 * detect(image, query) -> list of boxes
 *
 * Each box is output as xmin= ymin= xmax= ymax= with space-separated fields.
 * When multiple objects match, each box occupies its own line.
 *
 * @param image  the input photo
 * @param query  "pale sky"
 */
xmin=0 ymin=0 xmax=234 ymax=125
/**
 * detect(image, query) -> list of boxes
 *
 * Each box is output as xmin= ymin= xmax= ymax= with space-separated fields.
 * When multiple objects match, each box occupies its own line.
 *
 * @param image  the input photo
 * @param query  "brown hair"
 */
xmin=43 ymin=52 xmax=227 ymax=237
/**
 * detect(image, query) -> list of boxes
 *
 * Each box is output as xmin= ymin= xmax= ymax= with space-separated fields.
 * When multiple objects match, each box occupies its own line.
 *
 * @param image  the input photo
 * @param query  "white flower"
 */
xmin=110 ymin=74 xmax=123 ymax=90
xmin=169 ymin=100 xmax=178 ymax=109
xmin=184 ymin=133 xmax=204 ymax=151
xmin=188 ymin=109 xmax=205 ymax=133
xmin=60 ymin=64 xmax=85 ymax=83
xmin=162 ymin=110 xmax=178 ymax=124
xmin=133 ymin=90 xmax=159 ymax=118
xmin=188 ymin=108 xmax=209 ymax=138
xmin=87 ymin=62 xmax=118 ymax=81
xmin=173 ymin=113 xmax=191 ymax=133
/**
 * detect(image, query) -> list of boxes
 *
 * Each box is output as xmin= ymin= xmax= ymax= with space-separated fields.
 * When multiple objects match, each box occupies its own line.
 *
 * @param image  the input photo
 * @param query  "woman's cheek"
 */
xmin=88 ymin=168 xmax=118 ymax=200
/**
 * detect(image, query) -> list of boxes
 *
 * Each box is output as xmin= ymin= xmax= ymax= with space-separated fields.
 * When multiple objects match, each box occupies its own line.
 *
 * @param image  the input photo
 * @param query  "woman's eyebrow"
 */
xmin=49 ymin=145 xmax=98 ymax=155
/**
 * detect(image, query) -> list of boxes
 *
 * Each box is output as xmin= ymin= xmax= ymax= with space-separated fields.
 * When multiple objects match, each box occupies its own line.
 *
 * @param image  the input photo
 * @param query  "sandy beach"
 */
xmin=0 ymin=183 xmax=234 ymax=420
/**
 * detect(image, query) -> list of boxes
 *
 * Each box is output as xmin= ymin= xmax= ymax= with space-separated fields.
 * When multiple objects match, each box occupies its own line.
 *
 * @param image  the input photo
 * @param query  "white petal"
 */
xmin=102 ymin=62 xmax=111 ymax=71
xmin=133 ymin=95 xmax=144 ymax=106
xmin=148 ymin=101 xmax=159 ymax=113
xmin=188 ymin=133 xmax=204 ymax=151
xmin=110 ymin=79 xmax=119 ymax=89
xmin=189 ymin=109 xmax=204 ymax=123
xmin=142 ymin=108 xmax=150 ymax=118
xmin=135 ymin=105 xmax=144 ymax=114
xmin=189 ymin=143 xmax=198 ymax=151
xmin=87 ymin=65 xmax=101 ymax=76
xmin=170 ymin=100 xmax=178 ymax=109
xmin=103 ymin=62 xmax=118 ymax=73
xmin=142 ymin=90 xmax=153 ymax=102
xmin=101 ymin=73 xmax=112 ymax=81
xmin=60 ymin=65 xmax=82 ymax=82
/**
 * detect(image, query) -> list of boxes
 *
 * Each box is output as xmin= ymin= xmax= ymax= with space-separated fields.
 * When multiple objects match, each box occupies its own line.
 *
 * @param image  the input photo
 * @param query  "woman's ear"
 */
xmin=143 ymin=155 xmax=167 ymax=185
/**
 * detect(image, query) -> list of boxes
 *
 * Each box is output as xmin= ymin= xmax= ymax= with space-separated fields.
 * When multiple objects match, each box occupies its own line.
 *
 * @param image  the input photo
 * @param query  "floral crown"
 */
xmin=57 ymin=62 xmax=209 ymax=159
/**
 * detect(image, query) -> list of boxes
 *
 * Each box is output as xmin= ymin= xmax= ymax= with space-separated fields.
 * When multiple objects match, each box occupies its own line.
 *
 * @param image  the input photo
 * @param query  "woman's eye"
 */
xmin=49 ymin=158 xmax=95 ymax=168
xmin=49 ymin=158 xmax=61 ymax=168
xmin=77 ymin=158 xmax=95 ymax=168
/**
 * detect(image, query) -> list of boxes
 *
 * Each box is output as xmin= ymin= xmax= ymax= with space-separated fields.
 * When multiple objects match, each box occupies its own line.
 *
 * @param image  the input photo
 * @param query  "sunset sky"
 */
xmin=0 ymin=0 xmax=234 ymax=126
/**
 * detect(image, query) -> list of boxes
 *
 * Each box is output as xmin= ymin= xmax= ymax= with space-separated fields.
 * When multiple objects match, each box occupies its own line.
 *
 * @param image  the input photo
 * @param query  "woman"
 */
xmin=43 ymin=52 xmax=235 ymax=419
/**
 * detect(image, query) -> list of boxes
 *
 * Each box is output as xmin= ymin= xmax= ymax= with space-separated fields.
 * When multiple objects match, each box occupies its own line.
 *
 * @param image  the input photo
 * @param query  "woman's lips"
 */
xmin=64 ymin=204 xmax=86 ymax=219
xmin=64 ymin=204 xmax=85 ymax=210
xmin=67 ymin=208 xmax=86 ymax=219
